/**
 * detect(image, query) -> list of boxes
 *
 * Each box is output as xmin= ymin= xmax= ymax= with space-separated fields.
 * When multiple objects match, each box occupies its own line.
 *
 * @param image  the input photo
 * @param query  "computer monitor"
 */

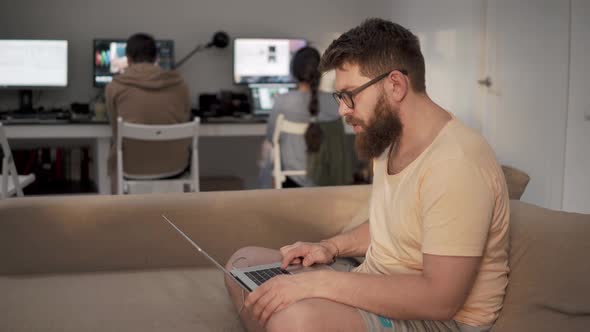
xmin=234 ymin=38 xmax=307 ymax=85
xmin=93 ymin=39 xmax=175 ymax=87
xmin=0 ymin=40 xmax=68 ymax=88
xmin=249 ymin=83 xmax=296 ymax=116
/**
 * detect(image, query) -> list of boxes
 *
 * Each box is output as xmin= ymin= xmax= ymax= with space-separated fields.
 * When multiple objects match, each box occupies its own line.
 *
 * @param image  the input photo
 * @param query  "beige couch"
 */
xmin=1 ymin=186 xmax=589 ymax=331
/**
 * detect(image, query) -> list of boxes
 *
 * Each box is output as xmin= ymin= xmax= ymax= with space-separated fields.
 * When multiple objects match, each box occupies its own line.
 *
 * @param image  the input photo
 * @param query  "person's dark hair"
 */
xmin=126 ymin=33 xmax=157 ymax=64
xmin=292 ymin=47 xmax=323 ymax=152
xmin=320 ymin=18 xmax=426 ymax=92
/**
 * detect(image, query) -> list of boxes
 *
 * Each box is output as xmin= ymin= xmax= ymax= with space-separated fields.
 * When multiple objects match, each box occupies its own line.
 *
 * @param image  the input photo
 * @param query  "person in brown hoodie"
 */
xmin=105 ymin=33 xmax=191 ymax=194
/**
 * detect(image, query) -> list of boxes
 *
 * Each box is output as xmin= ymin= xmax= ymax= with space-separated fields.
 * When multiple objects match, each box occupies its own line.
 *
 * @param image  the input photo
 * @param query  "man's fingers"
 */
xmin=260 ymin=295 xmax=284 ymax=326
xmin=279 ymin=241 xmax=302 ymax=254
xmin=245 ymin=283 xmax=267 ymax=308
xmin=281 ymin=246 xmax=308 ymax=268
xmin=253 ymin=289 xmax=275 ymax=321
xmin=302 ymin=247 xmax=325 ymax=266
xmin=279 ymin=244 xmax=296 ymax=255
xmin=302 ymin=255 xmax=315 ymax=267
xmin=275 ymin=303 xmax=289 ymax=313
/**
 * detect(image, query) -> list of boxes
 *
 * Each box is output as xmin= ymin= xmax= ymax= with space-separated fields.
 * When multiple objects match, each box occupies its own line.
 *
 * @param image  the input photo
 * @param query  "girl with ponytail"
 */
xmin=263 ymin=46 xmax=341 ymax=188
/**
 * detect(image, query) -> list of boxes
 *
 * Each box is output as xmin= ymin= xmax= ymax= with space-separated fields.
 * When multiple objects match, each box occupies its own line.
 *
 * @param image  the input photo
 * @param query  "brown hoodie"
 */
xmin=105 ymin=63 xmax=191 ymax=192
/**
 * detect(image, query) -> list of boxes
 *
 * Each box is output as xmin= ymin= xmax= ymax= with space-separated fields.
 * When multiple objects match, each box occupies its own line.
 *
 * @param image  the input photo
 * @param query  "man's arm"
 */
xmin=247 ymin=253 xmax=480 ymax=324
xmin=325 ymin=221 xmax=370 ymax=257
xmin=311 ymin=254 xmax=481 ymax=320
xmin=280 ymin=221 xmax=370 ymax=268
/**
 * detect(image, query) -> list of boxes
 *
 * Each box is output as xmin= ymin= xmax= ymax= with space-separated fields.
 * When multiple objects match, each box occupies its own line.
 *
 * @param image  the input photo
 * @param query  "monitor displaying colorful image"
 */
xmin=93 ymin=39 xmax=174 ymax=87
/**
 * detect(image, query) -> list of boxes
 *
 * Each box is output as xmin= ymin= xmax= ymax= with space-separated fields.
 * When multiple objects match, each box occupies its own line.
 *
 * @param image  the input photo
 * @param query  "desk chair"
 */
xmin=0 ymin=123 xmax=36 ymax=199
xmin=116 ymin=117 xmax=200 ymax=195
xmin=271 ymin=114 xmax=308 ymax=189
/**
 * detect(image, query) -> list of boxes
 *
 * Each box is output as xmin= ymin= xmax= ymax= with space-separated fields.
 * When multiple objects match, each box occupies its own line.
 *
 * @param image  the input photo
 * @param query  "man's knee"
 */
xmin=224 ymin=246 xmax=282 ymax=272
xmin=225 ymin=246 xmax=259 ymax=271
xmin=224 ymin=246 xmax=257 ymax=292
xmin=266 ymin=300 xmax=324 ymax=332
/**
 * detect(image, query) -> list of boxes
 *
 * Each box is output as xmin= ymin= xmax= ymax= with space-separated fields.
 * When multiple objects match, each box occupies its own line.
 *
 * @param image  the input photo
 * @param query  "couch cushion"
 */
xmin=491 ymin=201 xmax=590 ymax=332
xmin=0 ymin=267 xmax=244 ymax=332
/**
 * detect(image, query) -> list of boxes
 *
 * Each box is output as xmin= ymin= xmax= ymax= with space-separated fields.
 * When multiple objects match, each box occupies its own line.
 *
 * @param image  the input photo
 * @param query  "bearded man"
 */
xmin=224 ymin=18 xmax=510 ymax=332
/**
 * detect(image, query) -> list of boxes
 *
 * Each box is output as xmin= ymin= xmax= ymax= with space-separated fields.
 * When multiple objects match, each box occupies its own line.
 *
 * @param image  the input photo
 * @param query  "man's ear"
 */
xmin=386 ymin=70 xmax=409 ymax=102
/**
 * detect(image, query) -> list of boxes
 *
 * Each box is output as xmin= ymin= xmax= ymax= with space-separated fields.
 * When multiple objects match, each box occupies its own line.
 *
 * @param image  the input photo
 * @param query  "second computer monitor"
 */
xmin=234 ymin=38 xmax=307 ymax=85
xmin=249 ymin=83 xmax=296 ymax=117
xmin=0 ymin=39 xmax=68 ymax=88
xmin=93 ymin=39 xmax=174 ymax=87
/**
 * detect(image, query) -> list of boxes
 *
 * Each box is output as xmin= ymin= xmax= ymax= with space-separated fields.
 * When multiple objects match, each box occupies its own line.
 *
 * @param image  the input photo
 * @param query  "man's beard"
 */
xmin=348 ymin=94 xmax=403 ymax=161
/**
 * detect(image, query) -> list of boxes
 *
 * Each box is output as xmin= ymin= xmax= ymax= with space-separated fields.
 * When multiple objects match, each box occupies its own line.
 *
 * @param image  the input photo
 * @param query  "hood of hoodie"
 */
xmin=113 ymin=63 xmax=184 ymax=90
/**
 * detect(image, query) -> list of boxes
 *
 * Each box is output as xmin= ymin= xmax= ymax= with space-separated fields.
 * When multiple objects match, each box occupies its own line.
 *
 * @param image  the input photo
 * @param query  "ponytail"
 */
xmin=304 ymin=69 xmax=323 ymax=152
xmin=292 ymin=47 xmax=323 ymax=153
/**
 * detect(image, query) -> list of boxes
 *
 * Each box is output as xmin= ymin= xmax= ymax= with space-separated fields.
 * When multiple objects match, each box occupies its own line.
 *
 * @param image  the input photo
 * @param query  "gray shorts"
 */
xmin=330 ymin=259 xmax=491 ymax=332
xmin=357 ymin=310 xmax=491 ymax=332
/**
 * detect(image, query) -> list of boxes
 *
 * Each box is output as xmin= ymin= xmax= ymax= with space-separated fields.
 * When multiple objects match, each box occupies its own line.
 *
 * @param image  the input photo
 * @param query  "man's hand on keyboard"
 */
xmin=280 ymin=241 xmax=338 ymax=269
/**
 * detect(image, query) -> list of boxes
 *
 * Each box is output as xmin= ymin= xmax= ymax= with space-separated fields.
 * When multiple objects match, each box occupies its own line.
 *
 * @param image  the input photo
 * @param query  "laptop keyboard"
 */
xmin=245 ymin=267 xmax=290 ymax=286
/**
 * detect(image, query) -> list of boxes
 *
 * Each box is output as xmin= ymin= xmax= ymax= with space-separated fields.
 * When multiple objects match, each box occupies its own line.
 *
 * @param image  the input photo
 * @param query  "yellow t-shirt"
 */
xmin=354 ymin=117 xmax=510 ymax=326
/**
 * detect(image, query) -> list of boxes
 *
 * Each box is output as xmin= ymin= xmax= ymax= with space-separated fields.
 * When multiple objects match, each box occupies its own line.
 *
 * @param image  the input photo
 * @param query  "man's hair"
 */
xmin=126 ymin=33 xmax=157 ymax=63
xmin=320 ymin=18 xmax=426 ymax=92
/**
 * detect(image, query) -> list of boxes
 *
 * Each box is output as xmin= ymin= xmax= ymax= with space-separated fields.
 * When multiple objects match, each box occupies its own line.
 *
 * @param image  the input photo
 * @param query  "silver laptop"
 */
xmin=162 ymin=215 xmax=291 ymax=292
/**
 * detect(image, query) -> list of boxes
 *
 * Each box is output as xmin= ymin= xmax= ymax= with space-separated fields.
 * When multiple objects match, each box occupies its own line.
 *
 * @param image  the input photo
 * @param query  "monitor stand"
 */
xmin=19 ymin=89 xmax=34 ymax=112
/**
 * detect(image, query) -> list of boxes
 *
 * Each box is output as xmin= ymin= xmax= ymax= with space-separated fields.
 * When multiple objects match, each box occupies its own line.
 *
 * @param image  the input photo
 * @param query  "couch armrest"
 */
xmin=0 ymin=186 xmax=370 ymax=275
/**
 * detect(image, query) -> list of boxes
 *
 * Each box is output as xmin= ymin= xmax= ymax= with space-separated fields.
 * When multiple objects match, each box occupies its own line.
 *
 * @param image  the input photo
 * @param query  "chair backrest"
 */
xmin=116 ymin=117 xmax=200 ymax=195
xmin=271 ymin=114 xmax=308 ymax=189
xmin=0 ymin=123 xmax=24 ymax=198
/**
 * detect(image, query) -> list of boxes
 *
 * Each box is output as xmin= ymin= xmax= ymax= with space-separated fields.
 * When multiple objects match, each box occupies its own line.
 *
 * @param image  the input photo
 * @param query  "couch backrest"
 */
xmin=0 ymin=186 xmax=371 ymax=275
xmin=492 ymin=201 xmax=590 ymax=332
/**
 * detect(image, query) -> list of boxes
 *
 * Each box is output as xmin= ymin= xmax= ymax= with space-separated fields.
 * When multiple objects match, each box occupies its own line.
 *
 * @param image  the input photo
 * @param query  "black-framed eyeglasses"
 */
xmin=332 ymin=69 xmax=408 ymax=109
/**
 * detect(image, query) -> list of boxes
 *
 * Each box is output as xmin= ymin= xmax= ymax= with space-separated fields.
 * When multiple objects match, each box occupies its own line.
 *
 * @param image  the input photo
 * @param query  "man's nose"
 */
xmin=338 ymin=102 xmax=353 ymax=117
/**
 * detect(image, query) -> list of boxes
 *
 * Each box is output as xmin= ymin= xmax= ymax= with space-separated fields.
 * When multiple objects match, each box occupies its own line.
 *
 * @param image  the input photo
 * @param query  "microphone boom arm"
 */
xmin=174 ymin=43 xmax=207 ymax=70
xmin=173 ymin=31 xmax=229 ymax=70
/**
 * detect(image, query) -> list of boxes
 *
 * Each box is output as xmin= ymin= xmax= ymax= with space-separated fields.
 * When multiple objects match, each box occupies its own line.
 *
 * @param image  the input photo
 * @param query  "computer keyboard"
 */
xmin=1 ymin=110 xmax=70 ymax=124
xmin=244 ymin=267 xmax=290 ymax=286
xmin=2 ymin=118 xmax=70 ymax=124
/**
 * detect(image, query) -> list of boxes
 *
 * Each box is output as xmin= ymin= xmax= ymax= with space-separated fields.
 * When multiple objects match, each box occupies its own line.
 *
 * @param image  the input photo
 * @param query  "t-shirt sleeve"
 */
xmin=419 ymin=157 xmax=494 ymax=257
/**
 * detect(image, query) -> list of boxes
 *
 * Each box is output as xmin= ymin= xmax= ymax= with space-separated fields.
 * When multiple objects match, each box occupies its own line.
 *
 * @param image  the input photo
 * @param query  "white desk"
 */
xmin=4 ymin=123 xmax=266 ymax=195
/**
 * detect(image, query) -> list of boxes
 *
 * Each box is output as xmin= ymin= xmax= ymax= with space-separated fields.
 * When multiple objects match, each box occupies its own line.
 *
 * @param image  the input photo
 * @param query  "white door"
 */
xmin=478 ymin=0 xmax=570 ymax=209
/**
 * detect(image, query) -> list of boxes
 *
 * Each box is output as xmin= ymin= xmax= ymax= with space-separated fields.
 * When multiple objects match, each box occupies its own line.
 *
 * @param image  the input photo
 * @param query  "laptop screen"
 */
xmin=249 ymin=83 xmax=296 ymax=116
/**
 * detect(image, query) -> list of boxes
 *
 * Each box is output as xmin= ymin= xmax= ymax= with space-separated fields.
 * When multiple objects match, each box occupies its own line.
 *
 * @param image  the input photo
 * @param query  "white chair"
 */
xmin=0 ymin=123 xmax=36 ymax=199
xmin=116 ymin=117 xmax=200 ymax=195
xmin=271 ymin=114 xmax=308 ymax=189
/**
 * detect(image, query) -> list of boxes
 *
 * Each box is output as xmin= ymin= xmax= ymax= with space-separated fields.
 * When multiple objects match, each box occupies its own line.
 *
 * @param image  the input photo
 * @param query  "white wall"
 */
xmin=360 ymin=0 xmax=485 ymax=130
xmin=365 ymin=0 xmax=589 ymax=211
xmin=482 ymin=0 xmax=571 ymax=210
xmin=563 ymin=0 xmax=590 ymax=213
xmin=0 ymin=0 xmax=360 ymax=110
